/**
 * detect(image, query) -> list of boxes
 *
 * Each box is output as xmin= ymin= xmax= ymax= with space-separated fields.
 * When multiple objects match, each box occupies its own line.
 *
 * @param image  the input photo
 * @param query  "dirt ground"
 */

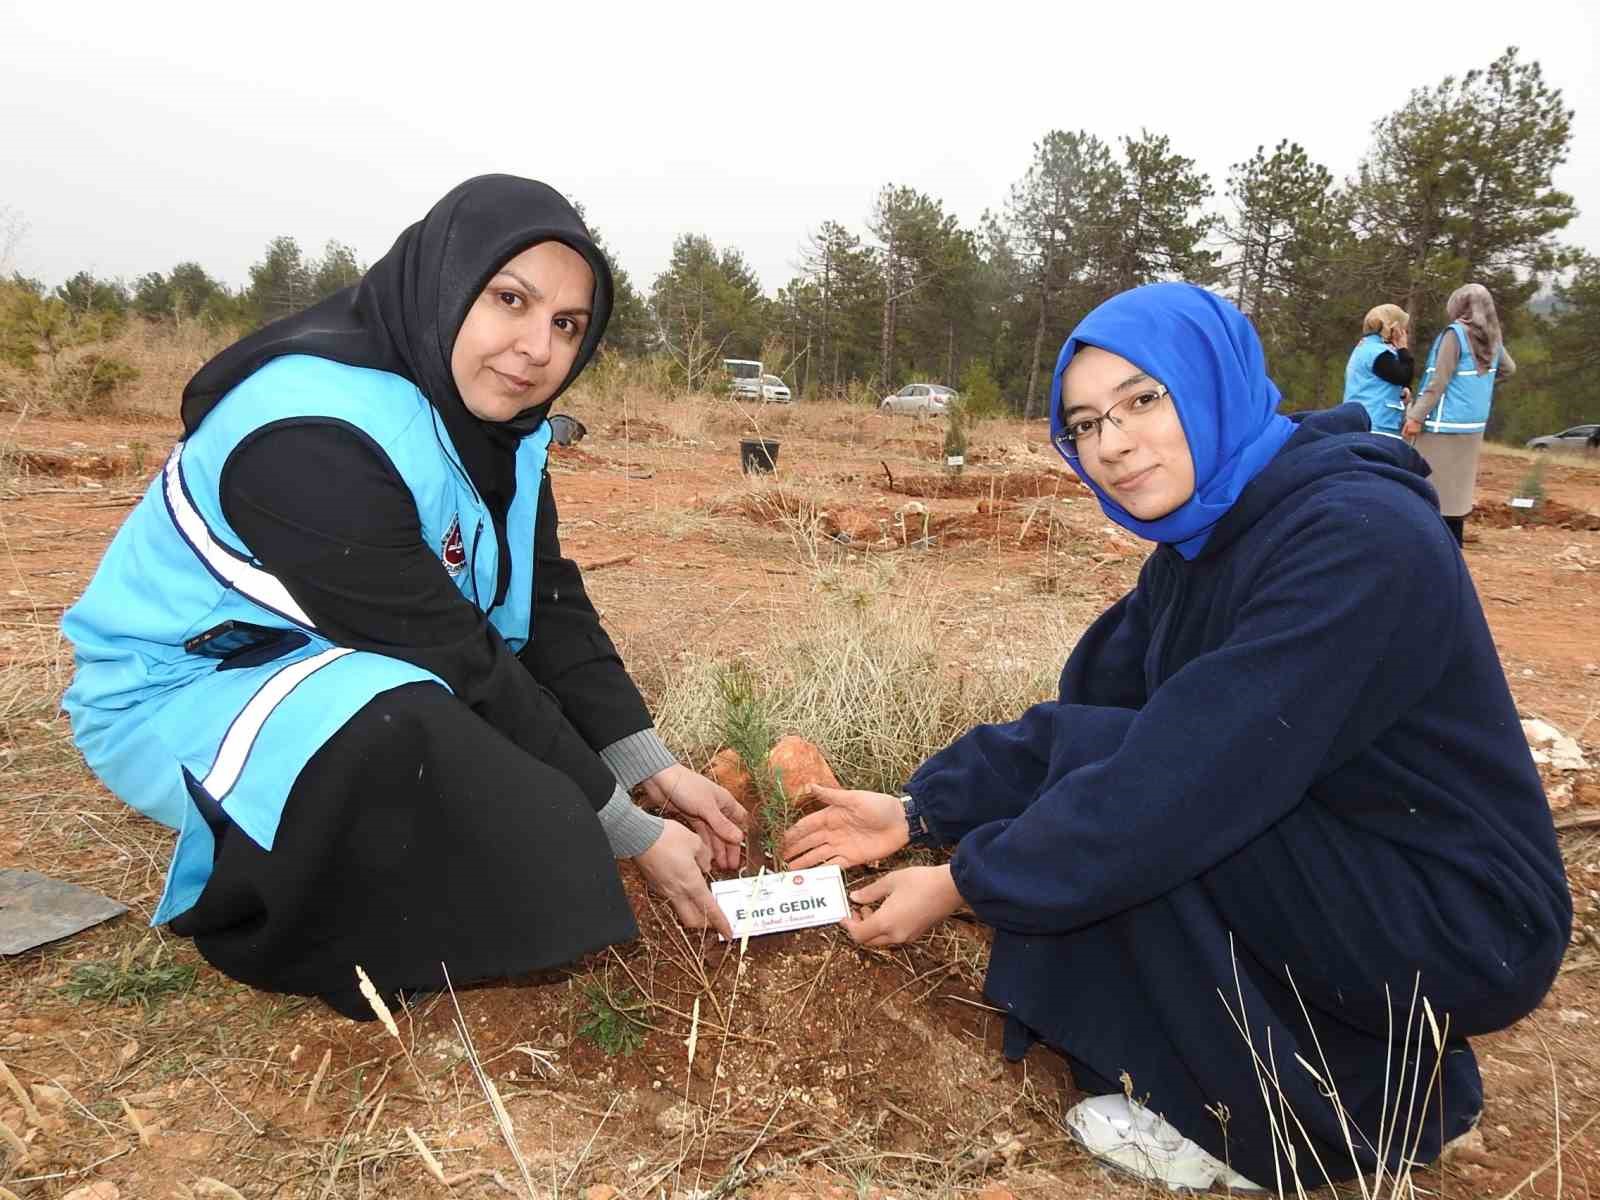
xmin=1 ymin=396 xmax=1597 ymax=1200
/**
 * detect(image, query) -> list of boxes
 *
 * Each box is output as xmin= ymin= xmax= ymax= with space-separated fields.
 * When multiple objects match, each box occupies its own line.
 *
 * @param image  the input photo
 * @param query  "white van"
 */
xmin=723 ymin=358 xmax=763 ymax=400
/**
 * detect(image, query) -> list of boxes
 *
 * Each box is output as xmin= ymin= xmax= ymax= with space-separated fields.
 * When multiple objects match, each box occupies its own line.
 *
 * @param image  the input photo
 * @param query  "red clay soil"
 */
xmin=1 ymin=404 xmax=1598 ymax=1197
xmin=1474 ymin=497 xmax=1600 ymax=531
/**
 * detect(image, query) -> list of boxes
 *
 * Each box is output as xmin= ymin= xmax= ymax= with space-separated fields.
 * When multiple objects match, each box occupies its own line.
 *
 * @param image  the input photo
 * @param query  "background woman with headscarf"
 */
xmin=1402 ymin=283 xmax=1516 ymax=545
xmin=1342 ymin=302 xmax=1413 ymax=437
xmin=783 ymin=284 xmax=1567 ymax=1190
xmin=61 ymin=176 xmax=746 ymax=1018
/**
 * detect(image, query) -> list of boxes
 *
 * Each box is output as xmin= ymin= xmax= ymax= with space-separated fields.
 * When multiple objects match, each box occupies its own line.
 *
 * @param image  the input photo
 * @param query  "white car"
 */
xmin=880 ymin=383 xmax=956 ymax=414
xmin=1525 ymin=423 xmax=1598 ymax=452
xmin=759 ymin=374 xmax=792 ymax=403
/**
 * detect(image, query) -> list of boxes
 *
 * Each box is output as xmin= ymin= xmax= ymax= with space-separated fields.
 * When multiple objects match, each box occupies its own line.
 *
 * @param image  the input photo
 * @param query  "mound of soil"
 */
xmin=602 ymin=416 xmax=675 ymax=442
xmin=700 ymin=487 xmax=822 ymax=528
xmin=13 ymin=446 xmax=137 ymax=479
xmin=702 ymin=486 xmax=1108 ymax=554
xmin=1474 ymin=499 xmax=1600 ymax=531
xmin=874 ymin=436 xmax=943 ymax=457
xmin=548 ymin=443 xmax=608 ymax=468
xmin=880 ymin=469 xmax=1083 ymax=500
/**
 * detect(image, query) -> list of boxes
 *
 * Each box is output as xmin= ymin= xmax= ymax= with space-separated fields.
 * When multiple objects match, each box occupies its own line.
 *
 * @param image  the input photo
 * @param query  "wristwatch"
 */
xmin=899 ymin=793 xmax=930 ymax=844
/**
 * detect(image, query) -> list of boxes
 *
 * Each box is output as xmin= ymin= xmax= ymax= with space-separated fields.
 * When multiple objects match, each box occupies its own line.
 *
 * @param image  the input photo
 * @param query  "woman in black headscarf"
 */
xmin=63 ymin=176 xmax=745 ymax=1017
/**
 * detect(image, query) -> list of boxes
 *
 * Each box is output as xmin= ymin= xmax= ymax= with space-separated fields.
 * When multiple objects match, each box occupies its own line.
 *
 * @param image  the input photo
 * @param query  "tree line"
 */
xmin=3 ymin=46 xmax=1594 ymax=444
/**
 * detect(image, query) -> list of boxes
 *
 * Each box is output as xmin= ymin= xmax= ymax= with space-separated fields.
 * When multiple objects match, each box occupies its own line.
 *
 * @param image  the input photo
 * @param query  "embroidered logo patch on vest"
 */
xmin=441 ymin=515 xmax=466 ymax=577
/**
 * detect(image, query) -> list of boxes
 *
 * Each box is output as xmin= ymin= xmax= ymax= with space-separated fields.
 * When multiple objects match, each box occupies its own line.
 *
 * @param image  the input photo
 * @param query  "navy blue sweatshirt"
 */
xmin=912 ymin=405 xmax=1570 ymax=1023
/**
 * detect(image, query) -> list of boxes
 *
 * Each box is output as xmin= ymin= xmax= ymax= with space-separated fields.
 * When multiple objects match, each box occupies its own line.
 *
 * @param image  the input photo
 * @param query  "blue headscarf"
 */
xmin=1049 ymin=283 xmax=1296 ymax=559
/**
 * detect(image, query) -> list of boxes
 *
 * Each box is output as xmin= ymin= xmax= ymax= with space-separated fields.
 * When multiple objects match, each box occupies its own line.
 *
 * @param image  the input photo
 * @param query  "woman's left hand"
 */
xmin=639 ymin=764 xmax=748 ymax=871
xmin=1402 ymin=417 xmax=1423 ymax=442
xmin=841 ymin=865 xmax=964 ymax=948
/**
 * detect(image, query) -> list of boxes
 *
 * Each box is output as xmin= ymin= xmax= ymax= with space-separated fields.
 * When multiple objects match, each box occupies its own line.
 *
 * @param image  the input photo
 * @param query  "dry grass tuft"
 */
xmin=0 ymin=1062 xmax=40 ymax=1128
xmin=442 ymin=965 xmax=539 ymax=1197
xmin=651 ymin=559 xmax=1077 ymax=794
xmin=0 ymin=317 xmax=230 ymax=422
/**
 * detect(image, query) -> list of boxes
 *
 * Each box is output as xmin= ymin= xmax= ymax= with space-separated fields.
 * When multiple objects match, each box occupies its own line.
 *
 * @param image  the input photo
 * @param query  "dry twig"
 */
xmin=303 ymin=1048 xmax=332 ymax=1113
xmin=0 ymin=1060 xmax=41 ymax=1127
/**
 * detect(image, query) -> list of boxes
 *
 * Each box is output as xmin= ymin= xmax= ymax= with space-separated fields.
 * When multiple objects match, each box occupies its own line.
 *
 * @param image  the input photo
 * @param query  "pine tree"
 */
xmin=648 ymin=234 xmax=769 ymax=389
xmin=244 ymin=236 xmax=314 ymax=327
xmin=1220 ymin=140 xmax=1367 ymax=406
xmin=999 ymin=130 xmax=1120 ymax=417
xmin=310 ymin=240 xmax=364 ymax=300
xmin=1351 ymin=46 xmax=1576 ymax=326
xmin=55 ymin=272 xmax=129 ymax=318
xmin=571 ymin=204 xmax=651 ymax=357
xmin=1222 ymin=141 xmax=1336 ymax=316
xmin=134 ymin=262 xmax=233 ymax=323
xmin=1102 ymin=130 xmax=1219 ymax=294
xmin=867 ymin=185 xmax=965 ymax=388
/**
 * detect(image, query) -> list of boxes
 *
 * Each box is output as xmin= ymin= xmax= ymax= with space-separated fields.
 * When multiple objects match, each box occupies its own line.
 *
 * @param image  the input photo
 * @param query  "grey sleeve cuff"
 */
xmin=597 ymin=785 xmax=665 ymax=859
xmin=599 ymin=728 xmax=679 ymax=791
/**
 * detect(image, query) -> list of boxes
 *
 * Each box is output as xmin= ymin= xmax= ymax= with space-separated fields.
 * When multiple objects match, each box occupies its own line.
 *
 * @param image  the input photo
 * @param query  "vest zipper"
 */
xmin=429 ymin=409 xmax=482 ymax=505
xmin=469 ymin=517 xmax=485 ymax=609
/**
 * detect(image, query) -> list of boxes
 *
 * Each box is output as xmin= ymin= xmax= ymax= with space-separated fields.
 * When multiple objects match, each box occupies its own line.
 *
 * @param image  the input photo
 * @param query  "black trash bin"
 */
xmin=739 ymin=438 xmax=780 ymax=474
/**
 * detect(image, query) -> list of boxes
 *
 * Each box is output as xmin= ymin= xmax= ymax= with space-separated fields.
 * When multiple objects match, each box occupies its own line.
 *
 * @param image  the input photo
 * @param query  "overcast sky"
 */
xmin=4 ymin=1 xmax=1596 ymax=301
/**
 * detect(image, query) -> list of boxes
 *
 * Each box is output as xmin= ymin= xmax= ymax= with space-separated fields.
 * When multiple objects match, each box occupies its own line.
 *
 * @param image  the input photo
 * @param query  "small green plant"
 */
xmin=942 ymin=396 xmax=969 ymax=464
xmin=717 ymin=664 xmax=794 ymax=858
xmin=127 ymin=439 xmax=149 ymax=480
xmin=1515 ymin=456 xmax=1547 ymax=501
xmin=759 ymin=778 xmax=797 ymax=865
xmin=61 ymin=944 xmax=197 ymax=1010
xmin=577 ymin=983 xmax=649 ymax=1056
xmin=718 ymin=663 xmax=774 ymax=776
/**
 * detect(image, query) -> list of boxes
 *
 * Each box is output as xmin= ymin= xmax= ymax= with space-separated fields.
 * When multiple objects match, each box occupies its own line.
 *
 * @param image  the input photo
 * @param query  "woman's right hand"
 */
xmin=782 ymin=785 xmax=909 ymax=869
xmin=633 ymin=821 xmax=732 ymax=938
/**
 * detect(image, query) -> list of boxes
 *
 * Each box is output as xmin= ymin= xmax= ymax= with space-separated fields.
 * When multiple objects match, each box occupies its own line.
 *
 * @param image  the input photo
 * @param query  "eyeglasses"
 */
xmin=1055 ymin=385 xmax=1171 ymax=459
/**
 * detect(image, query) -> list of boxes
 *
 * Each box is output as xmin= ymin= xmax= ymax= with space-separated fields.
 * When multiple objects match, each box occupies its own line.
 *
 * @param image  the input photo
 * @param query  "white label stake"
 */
xmin=711 ymin=865 xmax=850 ymax=940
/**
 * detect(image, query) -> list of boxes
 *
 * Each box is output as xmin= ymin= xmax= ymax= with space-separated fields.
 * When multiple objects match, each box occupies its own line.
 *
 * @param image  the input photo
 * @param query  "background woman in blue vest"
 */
xmin=1402 ymin=283 xmax=1516 ymax=545
xmin=1342 ymin=303 xmax=1413 ymax=436
xmin=62 ymin=176 xmax=746 ymax=1018
xmin=782 ymin=284 xmax=1568 ymax=1190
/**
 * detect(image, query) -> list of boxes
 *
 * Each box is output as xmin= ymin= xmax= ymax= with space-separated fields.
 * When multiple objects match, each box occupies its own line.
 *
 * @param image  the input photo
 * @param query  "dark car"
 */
xmin=1525 ymin=424 xmax=1599 ymax=452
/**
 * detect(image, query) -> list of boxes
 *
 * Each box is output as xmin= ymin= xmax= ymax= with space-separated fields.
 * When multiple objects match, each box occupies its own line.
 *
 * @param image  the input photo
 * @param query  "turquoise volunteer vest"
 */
xmin=1343 ymin=333 xmax=1407 ymax=436
xmin=62 ymin=354 xmax=550 ymax=922
xmin=1418 ymin=322 xmax=1500 ymax=435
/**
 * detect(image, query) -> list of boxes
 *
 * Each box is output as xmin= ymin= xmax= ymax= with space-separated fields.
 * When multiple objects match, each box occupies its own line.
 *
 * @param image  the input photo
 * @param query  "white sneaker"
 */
xmin=1065 ymin=1094 xmax=1264 ymax=1193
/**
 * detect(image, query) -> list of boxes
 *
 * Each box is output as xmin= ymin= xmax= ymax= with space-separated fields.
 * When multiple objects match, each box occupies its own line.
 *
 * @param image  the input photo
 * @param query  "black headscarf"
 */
xmin=182 ymin=175 xmax=614 ymax=601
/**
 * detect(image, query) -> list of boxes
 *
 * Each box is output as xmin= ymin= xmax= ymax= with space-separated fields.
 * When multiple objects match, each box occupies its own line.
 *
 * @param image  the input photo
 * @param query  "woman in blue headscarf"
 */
xmin=784 ymin=284 xmax=1568 ymax=1190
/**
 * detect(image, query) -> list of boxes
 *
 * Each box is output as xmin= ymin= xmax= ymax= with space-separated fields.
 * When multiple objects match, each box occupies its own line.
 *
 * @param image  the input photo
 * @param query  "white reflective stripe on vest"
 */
xmin=200 ymin=646 xmax=355 ymax=800
xmin=162 ymin=444 xmax=315 ymax=628
xmin=1426 ymin=419 xmax=1488 ymax=432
